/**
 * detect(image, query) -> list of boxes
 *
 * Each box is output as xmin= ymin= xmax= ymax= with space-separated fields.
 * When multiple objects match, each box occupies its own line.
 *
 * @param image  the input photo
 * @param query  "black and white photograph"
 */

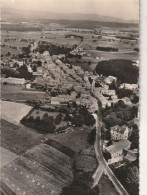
xmin=0 ymin=0 xmax=140 ymax=194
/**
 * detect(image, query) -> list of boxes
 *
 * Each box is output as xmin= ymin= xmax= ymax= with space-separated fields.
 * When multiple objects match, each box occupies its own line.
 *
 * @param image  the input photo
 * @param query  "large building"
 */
xmin=106 ymin=140 xmax=131 ymax=164
xmin=110 ymin=125 xmax=130 ymax=141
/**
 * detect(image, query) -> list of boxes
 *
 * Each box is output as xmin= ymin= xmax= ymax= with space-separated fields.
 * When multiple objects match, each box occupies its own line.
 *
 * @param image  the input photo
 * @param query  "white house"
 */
xmin=104 ymin=76 xmax=117 ymax=85
xmin=110 ymin=125 xmax=130 ymax=141
xmin=119 ymin=83 xmax=138 ymax=90
xmin=25 ymin=83 xmax=31 ymax=89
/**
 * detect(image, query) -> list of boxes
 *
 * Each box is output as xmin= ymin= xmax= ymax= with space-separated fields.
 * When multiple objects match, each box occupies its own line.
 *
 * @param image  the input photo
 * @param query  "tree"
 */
xmin=64 ymin=114 xmax=72 ymax=122
xmin=88 ymin=128 xmax=96 ymax=145
xmin=42 ymin=113 xmax=49 ymax=121
xmin=103 ymin=113 xmax=121 ymax=128
xmin=104 ymin=129 xmax=111 ymax=140
xmin=96 ymin=59 xmax=139 ymax=84
xmin=109 ymin=80 xmax=117 ymax=90
xmin=88 ymin=61 xmax=91 ymax=66
xmin=72 ymin=114 xmax=84 ymax=127
xmin=117 ymin=88 xmax=133 ymax=98
xmin=84 ymin=114 xmax=95 ymax=126
xmin=1 ymin=67 xmax=20 ymax=78
xmin=55 ymin=114 xmax=63 ymax=125
xmin=7 ymin=52 xmax=11 ymax=56
xmin=103 ymin=151 xmax=111 ymax=161
xmin=42 ymin=116 xmax=55 ymax=133
xmin=13 ymin=62 xmax=19 ymax=68
xmin=88 ymin=77 xmax=93 ymax=84
xmin=129 ymin=129 xmax=139 ymax=149
xmin=37 ymin=60 xmax=42 ymax=67
xmin=127 ymin=166 xmax=139 ymax=184
xmin=61 ymin=172 xmax=99 ymax=195
xmin=131 ymin=94 xmax=139 ymax=104
xmin=17 ymin=65 xmax=33 ymax=80
xmin=61 ymin=186 xmax=98 ymax=195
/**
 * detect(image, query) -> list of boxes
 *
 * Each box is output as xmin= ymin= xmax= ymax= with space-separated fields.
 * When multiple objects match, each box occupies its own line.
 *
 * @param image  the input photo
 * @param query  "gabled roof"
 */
xmin=111 ymin=125 xmax=128 ymax=134
xmin=106 ymin=140 xmax=131 ymax=154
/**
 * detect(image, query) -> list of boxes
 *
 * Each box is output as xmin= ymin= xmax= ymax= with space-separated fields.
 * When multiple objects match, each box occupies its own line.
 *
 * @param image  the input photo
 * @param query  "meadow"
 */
xmin=1 ymin=85 xmax=48 ymax=101
xmin=1 ymin=100 xmax=32 ymax=124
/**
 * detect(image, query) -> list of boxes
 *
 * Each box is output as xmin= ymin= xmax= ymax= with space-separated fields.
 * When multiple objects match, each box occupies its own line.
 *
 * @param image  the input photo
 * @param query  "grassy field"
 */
xmin=2 ymin=29 xmax=81 ymax=49
xmin=4 ymin=40 xmax=30 ymax=48
xmin=1 ymin=46 xmax=20 ymax=55
xmin=89 ymin=50 xmax=138 ymax=60
xmin=47 ymin=126 xmax=92 ymax=153
xmin=1 ymin=119 xmax=45 ymax=155
xmin=1 ymin=85 xmax=48 ymax=101
xmin=98 ymin=175 xmax=119 ymax=195
xmin=1 ymin=100 xmax=32 ymax=124
xmin=0 ymin=147 xmax=19 ymax=168
xmin=1 ymin=152 xmax=73 ymax=195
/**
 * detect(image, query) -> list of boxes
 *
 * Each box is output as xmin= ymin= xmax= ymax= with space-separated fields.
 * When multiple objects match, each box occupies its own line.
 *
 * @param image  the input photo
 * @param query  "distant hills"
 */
xmin=1 ymin=7 xmax=138 ymax=24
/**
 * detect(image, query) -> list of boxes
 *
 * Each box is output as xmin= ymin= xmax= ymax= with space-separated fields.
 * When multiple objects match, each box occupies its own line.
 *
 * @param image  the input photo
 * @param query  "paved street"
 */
xmin=92 ymin=93 xmax=129 ymax=195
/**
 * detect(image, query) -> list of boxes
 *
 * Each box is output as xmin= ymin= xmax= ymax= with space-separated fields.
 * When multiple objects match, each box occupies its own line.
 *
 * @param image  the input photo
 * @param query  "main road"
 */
xmin=91 ymin=92 xmax=129 ymax=195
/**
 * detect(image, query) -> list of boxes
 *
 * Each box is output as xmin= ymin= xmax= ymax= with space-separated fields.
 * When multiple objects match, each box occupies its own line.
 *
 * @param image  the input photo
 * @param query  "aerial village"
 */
xmin=1 ymin=21 xmax=139 ymax=195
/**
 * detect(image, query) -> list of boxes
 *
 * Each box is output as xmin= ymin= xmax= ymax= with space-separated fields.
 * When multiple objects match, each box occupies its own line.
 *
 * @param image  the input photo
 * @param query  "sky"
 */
xmin=2 ymin=0 xmax=139 ymax=20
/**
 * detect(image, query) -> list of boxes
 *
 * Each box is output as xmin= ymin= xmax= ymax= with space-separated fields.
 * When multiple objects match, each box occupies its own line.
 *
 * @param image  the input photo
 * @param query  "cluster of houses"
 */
xmin=14 ymin=50 xmax=98 ymax=114
xmin=104 ymin=125 xmax=137 ymax=164
xmin=70 ymin=47 xmax=92 ymax=57
xmin=2 ymin=46 xmax=139 ymax=115
xmin=92 ymin=75 xmax=119 ymax=108
xmin=92 ymin=74 xmax=139 ymax=108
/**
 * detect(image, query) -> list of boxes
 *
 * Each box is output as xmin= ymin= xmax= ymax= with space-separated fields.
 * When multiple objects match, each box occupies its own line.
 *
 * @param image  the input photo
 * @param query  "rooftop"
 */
xmin=111 ymin=125 xmax=129 ymax=134
xmin=106 ymin=140 xmax=131 ymax=154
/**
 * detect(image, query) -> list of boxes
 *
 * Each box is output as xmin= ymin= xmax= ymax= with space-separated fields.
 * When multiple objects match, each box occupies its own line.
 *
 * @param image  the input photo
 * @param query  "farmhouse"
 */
xmin=124 ymin=149 xmax=137 ymax=162
xmin=106 ymin=140 xmax=131 ymax=164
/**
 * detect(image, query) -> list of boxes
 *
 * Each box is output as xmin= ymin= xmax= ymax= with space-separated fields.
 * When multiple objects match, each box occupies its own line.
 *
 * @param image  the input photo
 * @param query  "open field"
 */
xmin=98 ymin=174 xmax=119 ymax=195
xmin=1 ymin=85 xmax=48 ymax=101
xmin=2 ymin=40 xmax=30 ymax=48
xmin=0 ymin=147 xmax=19 ymax=168
xmin=1 ymin=150 xmax=73 ymax=195
xmin=1 ymin=29 xmax=81 ymax=49
xmin=1 ymin=119 xmax=45 ymax=155
xmin=1 ymin=118 xmax=91 ymax=156
xmin=46 ymin=126 xmax=92 ymax=153
xmin=82 ymin=39 xmax=136 ymax=51
xmin=1 ymin=46 xmax=21 ymax=55
xmin=1 ymin=100 xmax=32 ymax=124
xmin=89 ymin=50 xmax=138 ymax=60
xmin=23 ymin=143 xmax=73 ymax=174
